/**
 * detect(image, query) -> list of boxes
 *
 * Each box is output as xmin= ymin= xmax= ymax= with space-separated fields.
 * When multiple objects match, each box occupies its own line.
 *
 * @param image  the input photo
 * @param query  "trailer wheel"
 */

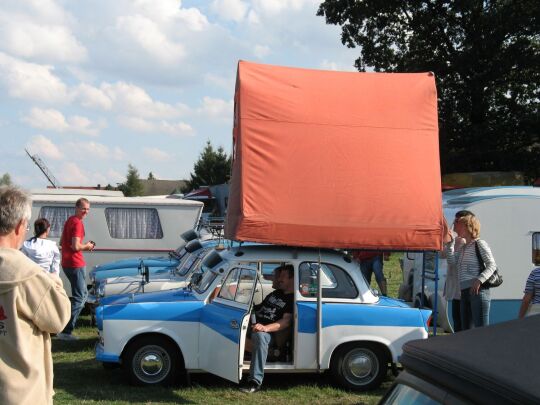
xmin=330 ymin=343 xmax=388 ymax=391
xmin=124 ymin=335 xmax=182 ymax=386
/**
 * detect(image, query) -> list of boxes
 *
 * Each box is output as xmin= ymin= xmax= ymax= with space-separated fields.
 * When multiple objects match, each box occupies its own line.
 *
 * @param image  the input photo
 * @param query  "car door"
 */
xmin=198 ymin=266 xmax=258 ymax=383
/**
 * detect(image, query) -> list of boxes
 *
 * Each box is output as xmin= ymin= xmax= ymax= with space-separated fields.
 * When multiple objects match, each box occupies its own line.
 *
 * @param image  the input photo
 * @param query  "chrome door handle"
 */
xmin=230 ymin=320 xmax=239 ymax=329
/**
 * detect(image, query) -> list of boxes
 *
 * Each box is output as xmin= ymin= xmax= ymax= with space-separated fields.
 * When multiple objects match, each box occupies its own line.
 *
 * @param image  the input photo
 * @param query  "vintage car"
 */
xmin=95 ymin=245 xmax=431 ymax=391
xmin=379 ymin=315 xmax=540 ymax=404
xmin=87 ymin=237 xmax=220 ymax=304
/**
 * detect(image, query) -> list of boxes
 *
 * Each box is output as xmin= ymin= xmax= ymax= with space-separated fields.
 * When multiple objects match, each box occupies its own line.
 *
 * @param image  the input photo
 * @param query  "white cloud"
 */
xmin=253 ymin=44 xmax=270 ymax=59
xmin=102 ymin=82 xmax=190 ymax=119
xmin=23 ymin=107 xmax=105 ymax=136
xmin=73 ymin=84 xmax=113 ymax=110
xmin=26 ymin=135 xmax=63 ymax=160
xmin=63 ymin=141 xmax=124 ymax=161
xmin=320 ymin=59 xmax=356 ymax=72
xmin=211 ymin=0 xmax=248 ymax=22
xmin=117 ymin=116 xmax=194 ymax=136
xmin=143 ymin=147 xmax=171 ymax=161
xmin=23 ymin=108 xmax=68 ymax=132
xmin=0 ymin=52 xmax=69 ymax=103
xmin=60 ymin=161 xmax=90 ymax=185
xmin=247 ymin=10 xmax=260 ymax=24
xmin=198 ymin=96 xmax=233 ymax=120
xmin=116 ymin=15 xmax=185 ymax=65
xmin=0 ymin=18 xmax=87 ymax=63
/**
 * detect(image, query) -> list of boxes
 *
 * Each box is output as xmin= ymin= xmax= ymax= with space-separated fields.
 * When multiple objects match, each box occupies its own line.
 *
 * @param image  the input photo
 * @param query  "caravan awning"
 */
xmin=225 ymin=61 xmax=443 ymax=251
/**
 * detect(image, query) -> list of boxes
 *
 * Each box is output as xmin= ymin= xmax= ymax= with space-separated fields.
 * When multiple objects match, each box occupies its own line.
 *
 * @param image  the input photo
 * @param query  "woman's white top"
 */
xmin=21 ymin=237 xmax=60 ymax=276
xmin=445 ymin=238 xmax=496 ymax=290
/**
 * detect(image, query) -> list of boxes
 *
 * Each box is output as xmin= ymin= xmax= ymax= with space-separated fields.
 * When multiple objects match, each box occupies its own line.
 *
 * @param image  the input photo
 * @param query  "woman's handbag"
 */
xmin=475 ymin=241 xmax=503 ymax=288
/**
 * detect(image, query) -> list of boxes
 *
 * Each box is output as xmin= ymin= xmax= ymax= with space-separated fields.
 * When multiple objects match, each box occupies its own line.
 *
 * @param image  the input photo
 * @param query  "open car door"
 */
xmin=199 ymin=266 xmax=258 ymax=383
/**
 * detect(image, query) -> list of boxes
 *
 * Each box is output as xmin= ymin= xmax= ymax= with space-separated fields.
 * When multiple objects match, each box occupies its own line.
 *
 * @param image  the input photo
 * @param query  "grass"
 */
xmin=52 ymin=254 xmax=404 ymax=404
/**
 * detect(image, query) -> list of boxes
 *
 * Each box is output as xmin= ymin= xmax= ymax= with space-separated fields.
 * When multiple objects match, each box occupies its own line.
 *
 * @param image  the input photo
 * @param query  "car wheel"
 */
xmin=330 ymin=343 xmax=388 ymax=391
xmin=124 ymin=335 xmax=182 ymax=386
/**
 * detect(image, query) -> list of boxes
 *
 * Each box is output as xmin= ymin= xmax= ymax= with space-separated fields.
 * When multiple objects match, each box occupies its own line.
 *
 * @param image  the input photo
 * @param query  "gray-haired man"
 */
xmin=0 ymin=186 xmax=70 ymax=405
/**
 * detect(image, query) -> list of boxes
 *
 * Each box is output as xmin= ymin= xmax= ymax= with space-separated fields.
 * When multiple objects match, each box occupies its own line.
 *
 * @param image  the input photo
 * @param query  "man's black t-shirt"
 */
xmin=254 ymin=290 xmax=294 ymax=325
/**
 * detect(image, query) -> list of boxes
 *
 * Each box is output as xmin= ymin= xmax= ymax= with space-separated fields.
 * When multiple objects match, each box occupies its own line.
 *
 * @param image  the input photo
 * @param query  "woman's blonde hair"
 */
xmin=457 ymin=214 xmax=481 ymax=238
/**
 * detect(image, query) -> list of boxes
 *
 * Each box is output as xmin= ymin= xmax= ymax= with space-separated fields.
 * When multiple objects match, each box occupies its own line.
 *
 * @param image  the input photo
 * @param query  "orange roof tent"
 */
xmin=225 ymin=61 xmax=443 ymax=251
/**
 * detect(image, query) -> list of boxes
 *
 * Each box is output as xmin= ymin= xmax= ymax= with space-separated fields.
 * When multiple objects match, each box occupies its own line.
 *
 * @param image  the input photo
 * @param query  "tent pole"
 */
xmin=317 ymin=249 xmax=322 ymax=373
xmin=421 ymin=253 xmax=426 ymax=308
xmin=433 ymin=251 xmax=439 ymax=336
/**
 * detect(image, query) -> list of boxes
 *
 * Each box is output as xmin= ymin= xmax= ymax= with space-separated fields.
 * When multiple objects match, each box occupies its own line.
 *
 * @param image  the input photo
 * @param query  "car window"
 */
xmin=261 ymin=262 xmax=284 ymax=281
xmin=218 ymin=267 xmax=256 ymax=304
xmin=176 ymin=248 xmax=209 ymax=276
xmin=299 ymin=262 xmax=358 ymax=299
xmin=381 ymin=384 xmax=440 ymax=405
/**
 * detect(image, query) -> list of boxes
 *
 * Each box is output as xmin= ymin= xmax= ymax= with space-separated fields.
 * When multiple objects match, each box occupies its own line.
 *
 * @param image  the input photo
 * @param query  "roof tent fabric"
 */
xmin=225 ymin=61 xmax=443 ymax=250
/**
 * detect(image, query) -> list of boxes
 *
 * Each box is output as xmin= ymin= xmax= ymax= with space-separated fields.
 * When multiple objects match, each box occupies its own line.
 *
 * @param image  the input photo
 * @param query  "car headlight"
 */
xmin=97 ymin=280 xmax=107 ymax=297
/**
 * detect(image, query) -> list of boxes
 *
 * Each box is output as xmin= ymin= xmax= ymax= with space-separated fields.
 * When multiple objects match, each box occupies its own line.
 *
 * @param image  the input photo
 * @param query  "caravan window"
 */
xmin=38 ymin=206 xmax=75 ymax=238
xmin=105 ymin=208 xmax=163 ymax=239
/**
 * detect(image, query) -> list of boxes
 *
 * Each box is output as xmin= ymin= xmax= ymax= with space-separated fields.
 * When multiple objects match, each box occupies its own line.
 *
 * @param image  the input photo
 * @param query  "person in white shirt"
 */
xmin=21 ymin=218 xmax=60 ymax=277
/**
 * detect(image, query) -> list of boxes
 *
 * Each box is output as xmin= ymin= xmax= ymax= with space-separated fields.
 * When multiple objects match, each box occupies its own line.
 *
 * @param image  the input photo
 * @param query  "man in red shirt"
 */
xmin=56 ymin=198 xmax=95 ymax=341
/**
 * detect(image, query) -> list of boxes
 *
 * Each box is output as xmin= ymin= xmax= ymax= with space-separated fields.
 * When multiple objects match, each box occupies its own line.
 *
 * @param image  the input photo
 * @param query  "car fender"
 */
xmin=323 ymin=333 xmax=396 ymax=369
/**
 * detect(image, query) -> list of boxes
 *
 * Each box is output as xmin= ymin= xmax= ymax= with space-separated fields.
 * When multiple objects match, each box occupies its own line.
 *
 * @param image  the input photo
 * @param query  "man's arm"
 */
xmin=252 ymin=313 xmax=292 ymax=333
xmin=71 ymin=236 xmax=94 ymax=251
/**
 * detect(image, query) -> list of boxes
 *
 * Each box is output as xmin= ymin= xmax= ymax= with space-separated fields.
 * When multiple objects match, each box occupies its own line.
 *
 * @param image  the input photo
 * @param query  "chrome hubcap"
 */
xmin=141 ymin=354 xmax=163 ymax=376
xmin=133 ymin=345 xmax=171 ymax=384
xmin=343 ymin=348 xmax=378 ymax=385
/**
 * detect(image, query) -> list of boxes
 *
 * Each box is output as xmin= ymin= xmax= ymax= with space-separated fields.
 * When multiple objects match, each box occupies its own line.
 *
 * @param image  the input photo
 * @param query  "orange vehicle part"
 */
xmin=225 ymin=61 xmax=444 ymax=251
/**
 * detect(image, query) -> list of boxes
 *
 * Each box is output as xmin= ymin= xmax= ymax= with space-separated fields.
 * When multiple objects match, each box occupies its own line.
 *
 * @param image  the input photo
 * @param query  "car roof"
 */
xmin=400 ymin=316 xmax=540 ymax=405
xmin=220 ymin=244 xmax=349 ymax=262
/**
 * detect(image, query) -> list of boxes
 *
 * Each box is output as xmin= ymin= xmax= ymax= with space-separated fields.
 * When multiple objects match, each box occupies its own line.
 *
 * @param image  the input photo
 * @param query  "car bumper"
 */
xmin=95 ymin=341 xmax=121 ymax=364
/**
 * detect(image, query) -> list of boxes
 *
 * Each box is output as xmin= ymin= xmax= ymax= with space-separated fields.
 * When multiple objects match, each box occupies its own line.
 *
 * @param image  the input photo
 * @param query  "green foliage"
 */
xmin=184 ymin=140 xmax=231 ymax=192
xmin=0 ymin=173 xmax=12 ymax=186
xmin=318 ymin=0 xmax=540 ymax=179
xmin=118 ymin=164 xmax=144 ymax=196
xmin=147 ymin=172 xmax=155 ymax=180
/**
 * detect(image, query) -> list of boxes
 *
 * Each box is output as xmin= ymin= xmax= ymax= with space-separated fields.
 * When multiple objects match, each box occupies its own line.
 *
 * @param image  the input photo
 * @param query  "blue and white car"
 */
xmin=95 ymin=245 xmax=431 ymax=391
xmin=88 ymin=238 xmax=219 ymax=303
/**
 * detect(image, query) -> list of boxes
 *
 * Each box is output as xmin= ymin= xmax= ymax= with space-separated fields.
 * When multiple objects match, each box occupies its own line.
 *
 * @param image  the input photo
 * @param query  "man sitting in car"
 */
xmin=241 ymin=264 xmax=294 ymax=393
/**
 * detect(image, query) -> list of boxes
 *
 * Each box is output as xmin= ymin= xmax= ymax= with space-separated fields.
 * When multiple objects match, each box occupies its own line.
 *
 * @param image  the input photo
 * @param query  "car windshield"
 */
xmin=172 ymin=246 xmax=188 ymax=259
xmin=193 ymin=269 xmax=217 ymax=294
xmin=175 ymin=248 xmax=210 ymax=277
xmin=381 ymin=384 xmax=439 ymax=405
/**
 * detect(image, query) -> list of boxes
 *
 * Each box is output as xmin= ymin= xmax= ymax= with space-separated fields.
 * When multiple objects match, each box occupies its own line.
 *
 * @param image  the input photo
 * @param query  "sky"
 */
xmin=0 ymin=0 xmax=359 ymax=189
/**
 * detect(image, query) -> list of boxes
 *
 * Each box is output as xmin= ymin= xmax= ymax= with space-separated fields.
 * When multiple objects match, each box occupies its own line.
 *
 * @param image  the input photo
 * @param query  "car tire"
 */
xmin=330 ymin=343 xmax=388 ymax=391
xmin=124 ymin=335 xmax=182 ymax=386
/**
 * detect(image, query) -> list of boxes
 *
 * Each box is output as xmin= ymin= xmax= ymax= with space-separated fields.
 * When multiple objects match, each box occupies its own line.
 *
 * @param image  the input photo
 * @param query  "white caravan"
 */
xmin=29 ymin=189 xmax=203 ymax=294
xmin=399 ymin=186 xmax=540 ymax=331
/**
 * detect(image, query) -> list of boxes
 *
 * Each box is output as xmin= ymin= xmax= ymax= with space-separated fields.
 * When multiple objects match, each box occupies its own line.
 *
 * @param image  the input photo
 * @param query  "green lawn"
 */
xmin=52 ymin=254 xmax=404 ymax=404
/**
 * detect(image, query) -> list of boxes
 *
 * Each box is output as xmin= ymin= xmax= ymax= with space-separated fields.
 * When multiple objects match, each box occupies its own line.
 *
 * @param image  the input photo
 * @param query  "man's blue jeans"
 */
xmin=62 ymin=267 xmax=88 ymax=334
xmin=360 ymin=255 xmax=384 ymax=284
xmin=249 ymin=331 xmax=272 ymax=386
xmin=460 ymin=287 xmax=490 ymax=329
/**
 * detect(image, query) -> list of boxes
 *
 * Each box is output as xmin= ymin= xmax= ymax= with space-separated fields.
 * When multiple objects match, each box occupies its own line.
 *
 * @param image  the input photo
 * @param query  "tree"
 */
xmin=317 ymin=1 xmax=539 ymax=179
xmin=183 ymin=141 xmax=231 ymax=192
xmin=148 ymin=172 xmax=155 ymax=180
xmin=0 ymin=173 xmax=12 ymax=186
xmin=118 ymin=164 xmax=144 ymax=196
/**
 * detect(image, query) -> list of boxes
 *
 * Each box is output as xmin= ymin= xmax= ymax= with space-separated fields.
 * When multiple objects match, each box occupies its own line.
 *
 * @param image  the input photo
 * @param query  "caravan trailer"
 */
xmin=29 ymin=189 xmax=203 ymax=294
xmin=399 ymin=186 xmax=540 ymax=331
